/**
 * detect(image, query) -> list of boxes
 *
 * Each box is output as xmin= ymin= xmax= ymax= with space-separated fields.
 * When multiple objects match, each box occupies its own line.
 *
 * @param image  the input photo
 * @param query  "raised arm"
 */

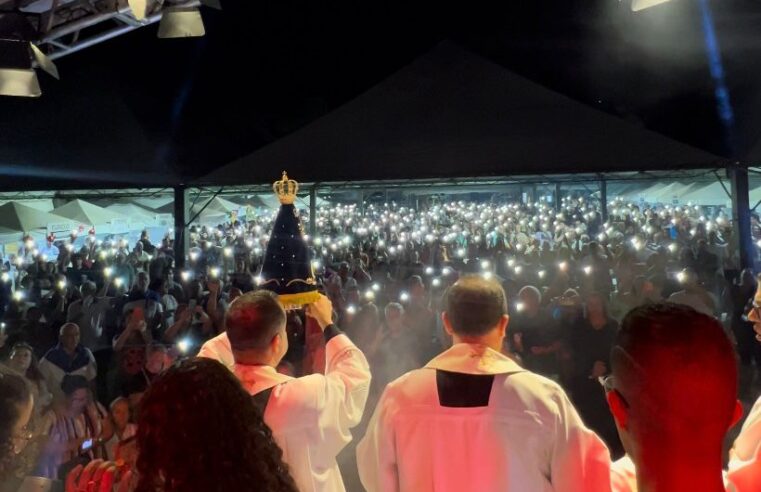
xmin=305 ymin=295 xmax=372 ymax=458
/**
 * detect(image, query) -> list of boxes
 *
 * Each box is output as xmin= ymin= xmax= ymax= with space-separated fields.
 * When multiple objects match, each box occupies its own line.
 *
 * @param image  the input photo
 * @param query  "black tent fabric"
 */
xmin=197 ymin=42 xmax=724 ymax=187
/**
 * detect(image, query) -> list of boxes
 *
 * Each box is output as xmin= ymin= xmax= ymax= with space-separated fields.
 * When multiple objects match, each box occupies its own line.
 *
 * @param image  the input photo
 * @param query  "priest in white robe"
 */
xmin=226 ymin=291 xmax=371 ymax=492
xmin=357 ymin=275 xmax=612 ymax=492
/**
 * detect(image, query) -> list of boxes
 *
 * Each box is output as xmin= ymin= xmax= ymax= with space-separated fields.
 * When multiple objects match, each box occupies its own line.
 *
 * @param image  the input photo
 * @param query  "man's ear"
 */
xmin=270 ymin=332 xmax=281 ymax=354
xmin=606 ymin=390 xmax=629 ymax=430
xmin=441 ymin=312 xmax=454 ymax=336
xmin=498 ymin=314 xmax=509 ymax=337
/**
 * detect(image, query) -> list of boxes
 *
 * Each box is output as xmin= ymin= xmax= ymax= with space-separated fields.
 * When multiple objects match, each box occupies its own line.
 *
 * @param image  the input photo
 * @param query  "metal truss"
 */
xmin=0 ymin=0 xmax=200 ymax=61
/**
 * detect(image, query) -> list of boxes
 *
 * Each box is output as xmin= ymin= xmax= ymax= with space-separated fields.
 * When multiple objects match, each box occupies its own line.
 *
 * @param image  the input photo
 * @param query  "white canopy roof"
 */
xmin=53 ymin=199 xmax=127 ymax=226
xmin=679 ymin=182 xmax=732 ymax=206
xmin=0 ymin=202 xmax=71 ymax=233
xmin=106 ymin=203 xmax=157 ymax=220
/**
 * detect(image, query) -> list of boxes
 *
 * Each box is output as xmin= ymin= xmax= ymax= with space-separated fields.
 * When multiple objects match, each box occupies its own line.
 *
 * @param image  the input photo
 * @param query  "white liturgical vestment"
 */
xmin=234 ymin=331 xmax=371 ymax=492
xmin=357 ymin=343 xmax=613 ymax=492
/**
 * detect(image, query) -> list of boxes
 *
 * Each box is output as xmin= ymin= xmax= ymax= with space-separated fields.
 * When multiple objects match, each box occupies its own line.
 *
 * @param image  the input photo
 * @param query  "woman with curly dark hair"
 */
xmin=134 ymin=357 xmax=298 ymax=492
xmin=0 ymin=366 xmax=33 ymax=492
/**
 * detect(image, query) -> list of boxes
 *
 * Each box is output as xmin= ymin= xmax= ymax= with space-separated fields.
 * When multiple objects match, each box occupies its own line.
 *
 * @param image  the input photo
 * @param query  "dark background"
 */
xmin=1 ymin=0 xmax=760 ymax=188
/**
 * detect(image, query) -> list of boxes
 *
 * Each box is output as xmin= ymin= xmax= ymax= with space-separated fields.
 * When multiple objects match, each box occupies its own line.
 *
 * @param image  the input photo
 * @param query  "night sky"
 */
xmin=0 ymin=0 xmax=759 ymax=188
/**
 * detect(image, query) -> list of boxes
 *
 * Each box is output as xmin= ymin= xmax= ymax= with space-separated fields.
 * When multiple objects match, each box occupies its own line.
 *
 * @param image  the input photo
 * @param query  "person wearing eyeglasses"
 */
xmin=604 ymin=303 xmax=749 ymax=492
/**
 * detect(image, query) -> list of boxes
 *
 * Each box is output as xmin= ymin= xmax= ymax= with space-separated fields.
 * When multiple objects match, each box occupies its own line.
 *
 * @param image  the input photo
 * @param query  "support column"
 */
xmin=309 ymin=186 xmax=317 ymax=237
xmin=173 ymin=186 xmax=189 ymax=270
xmin=729 ymin=166 xmax=754 ymax=270
xmin=600 ymin=178 xmax=608 ymax=223
xmin=554 ymin=183 xmax=561 ymax=212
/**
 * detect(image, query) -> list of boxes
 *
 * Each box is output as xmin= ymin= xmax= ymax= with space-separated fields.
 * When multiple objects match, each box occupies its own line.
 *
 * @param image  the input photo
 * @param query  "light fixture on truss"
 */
xmin=631 ymin=0 xmax=672 ymax=12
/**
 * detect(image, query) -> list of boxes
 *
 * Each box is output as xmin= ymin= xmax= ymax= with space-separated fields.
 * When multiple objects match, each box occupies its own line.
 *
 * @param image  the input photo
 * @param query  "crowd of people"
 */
xmin=0 ymin=193 xmax=760 ymax=491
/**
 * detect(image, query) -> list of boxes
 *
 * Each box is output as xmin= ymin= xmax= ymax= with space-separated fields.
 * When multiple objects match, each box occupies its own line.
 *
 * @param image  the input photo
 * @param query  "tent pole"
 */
xmin=728 ymin=165 xmax=755 ymax=270
xmin=309 ymin=186 xmax=317 ymax=237
xmin=173 ymin=185 xmax=189 ymax=271
xmin=554 ymin=183 xmax=561 ymax=212
xmin=600 ymin=178 xmax=608 ymax=223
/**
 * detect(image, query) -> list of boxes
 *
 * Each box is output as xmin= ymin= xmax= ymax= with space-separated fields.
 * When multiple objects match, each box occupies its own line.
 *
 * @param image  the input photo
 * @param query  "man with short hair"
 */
xmin=357 ymin=275 xmax=612 ymax=492
xmin=227 ymin=291 xmax=371 ymax=492
xmin=606 ymin=303 xmax=745 ymax=492
xmin=38 ymin=323 xmax=97 ymax=402
xmin=67 ymin=280 xmax=112 ymax=349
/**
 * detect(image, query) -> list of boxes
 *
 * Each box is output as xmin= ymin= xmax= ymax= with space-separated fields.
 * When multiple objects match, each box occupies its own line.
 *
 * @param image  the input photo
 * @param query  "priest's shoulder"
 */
xmin=376 ymin=368 xmax=443 ymax=403
xmin=273 ymin=372 xmax=350 ymax=412
xmin=501 ymin=370 xmax=578 ymax=414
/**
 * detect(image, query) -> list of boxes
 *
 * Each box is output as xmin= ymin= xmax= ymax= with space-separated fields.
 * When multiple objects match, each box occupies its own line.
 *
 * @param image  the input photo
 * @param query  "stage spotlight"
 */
xmin=0 ymin=39 xmax=59 ymax=97
xmin=631 ymin=0 xmax=672 ymax=12
xmin=157 ymin=0 xmax=222 ymax=39
xmin=127 ymin=0 xmax=149 ymax=20
xmin=0 ymin=40 xmax=36 ymax=97
xmin=158 ymin=6 xmax=205 ymax=38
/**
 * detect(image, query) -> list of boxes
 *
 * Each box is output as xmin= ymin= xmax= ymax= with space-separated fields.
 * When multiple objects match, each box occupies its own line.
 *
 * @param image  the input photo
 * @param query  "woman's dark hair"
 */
xmin=0 ymin=367 xmax=31 ymax=479
xmin=10 ymin=342 xmax=45 ymax=385
xmin=135 ymin=357 xmax=298 ymax=492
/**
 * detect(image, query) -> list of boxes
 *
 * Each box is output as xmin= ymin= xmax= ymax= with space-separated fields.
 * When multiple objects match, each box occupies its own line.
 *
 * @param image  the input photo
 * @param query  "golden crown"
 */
xmin=273 ymin=171 xmax=299 ymax=205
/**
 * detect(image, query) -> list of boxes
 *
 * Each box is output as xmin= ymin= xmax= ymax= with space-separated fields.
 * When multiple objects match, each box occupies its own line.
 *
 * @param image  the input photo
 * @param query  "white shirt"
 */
xmin=234 ymin=333 xmax=371 ymax=492
xmin=357 ymin=343 xmax=613 ymax=492
xmin=727 ymin=397 xmax=761 ymax=492
xmin=198 ymin=332 xmax=234 ymax=370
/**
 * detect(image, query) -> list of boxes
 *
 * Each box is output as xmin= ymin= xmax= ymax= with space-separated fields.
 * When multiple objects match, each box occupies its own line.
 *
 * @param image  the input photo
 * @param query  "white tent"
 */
xmin=750 ymin=185 xmax=761 ymax=205
xmin=189 ymin=197 xmax=242 ymax=222
xmin=130 ymin=196 xmax=174 ymax=211
xmin=609 ymin=182 xmax=648 ymax=200
xmin=53 ymin=199 xmax=128 ymax=231
xmin=0 ymin=199 xmax=55 ymax=212
xmin=623 ymin=182 xmax=669 ymax=203
xmin=0 ymin=202 xmax=72 ymax=233
xmin=648 ymin=183 xmax=695 ymax=204
xmin=106 ymin=203 xmax=160 ymax=230
xmin=106 ymin=203 xmax=157 ymax=220
xmin=679 ymin=182 xmax=732 ymax=207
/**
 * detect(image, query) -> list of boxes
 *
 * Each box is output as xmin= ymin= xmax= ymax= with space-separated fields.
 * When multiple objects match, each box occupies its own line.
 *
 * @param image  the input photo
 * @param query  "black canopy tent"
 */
xmin=196 ymin=42 xmax=725 ymax=186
